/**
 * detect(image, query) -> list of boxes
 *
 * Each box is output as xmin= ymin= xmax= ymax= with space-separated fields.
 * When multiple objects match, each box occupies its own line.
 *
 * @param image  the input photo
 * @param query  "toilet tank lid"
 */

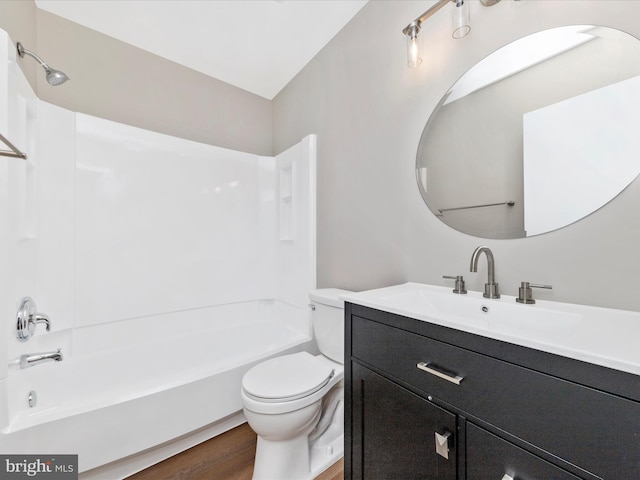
xmin=309 ymin=288 xmax=354 ymax=308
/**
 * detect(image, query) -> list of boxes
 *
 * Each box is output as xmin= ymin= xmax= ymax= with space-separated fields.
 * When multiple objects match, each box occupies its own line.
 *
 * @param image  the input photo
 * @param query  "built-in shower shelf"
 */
xmin=279 ymin=164 xmax=294 ymax=241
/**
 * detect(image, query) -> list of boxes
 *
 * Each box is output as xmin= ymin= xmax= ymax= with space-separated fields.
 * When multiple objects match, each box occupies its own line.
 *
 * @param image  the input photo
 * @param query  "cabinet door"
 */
xmin=466 ymin=423 xmax=583 ymax=480
xmin=350 ymin=362 xmax=457 ymax=480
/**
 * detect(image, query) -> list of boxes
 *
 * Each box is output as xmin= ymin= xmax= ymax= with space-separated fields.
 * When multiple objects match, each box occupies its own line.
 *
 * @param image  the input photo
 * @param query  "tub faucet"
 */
xmin=470 ymin=246 xmax=500 ymax=299
xmin=19 ymin=349 xmax=63 ymax=369
xmin=16 ymin=297 xmax=51 ymax=342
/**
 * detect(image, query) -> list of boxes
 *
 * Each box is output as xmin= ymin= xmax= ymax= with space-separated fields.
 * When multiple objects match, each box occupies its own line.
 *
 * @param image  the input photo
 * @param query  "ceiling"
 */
xmin=35 ymin=0 xmax=369 ymax=100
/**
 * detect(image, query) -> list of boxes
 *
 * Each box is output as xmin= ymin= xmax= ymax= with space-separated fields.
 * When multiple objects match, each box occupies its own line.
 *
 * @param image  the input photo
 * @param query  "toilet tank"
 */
xmin=309 ymin=288 xmax=353 ymax=364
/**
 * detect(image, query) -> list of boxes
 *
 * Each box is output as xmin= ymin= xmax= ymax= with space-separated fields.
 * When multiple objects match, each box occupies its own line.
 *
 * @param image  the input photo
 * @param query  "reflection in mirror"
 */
xmin=416 ymin=25 xmax=640 ymax=238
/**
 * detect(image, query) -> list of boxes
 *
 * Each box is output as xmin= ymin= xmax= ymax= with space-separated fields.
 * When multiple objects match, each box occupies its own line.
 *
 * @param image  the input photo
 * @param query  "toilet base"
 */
xmin=250 ymin=400 xmax=344 ymax=480
xmin=309 ymin=395 xmax=344 ymax=478
xmin=252 ymin=433 xmax=312 ymax=480
xmin=310 ymin=431 xmax=343 ymax=478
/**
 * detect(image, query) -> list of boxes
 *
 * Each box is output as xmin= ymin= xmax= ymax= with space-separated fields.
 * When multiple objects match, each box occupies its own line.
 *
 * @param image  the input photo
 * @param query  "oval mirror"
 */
xmin=416 ymin=25 xmax=640 ymax=238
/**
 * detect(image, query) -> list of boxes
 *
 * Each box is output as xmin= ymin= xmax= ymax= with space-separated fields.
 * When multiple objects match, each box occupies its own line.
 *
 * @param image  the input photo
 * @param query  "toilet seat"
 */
xmin=242 ymin=352 xmax=335 ymax=403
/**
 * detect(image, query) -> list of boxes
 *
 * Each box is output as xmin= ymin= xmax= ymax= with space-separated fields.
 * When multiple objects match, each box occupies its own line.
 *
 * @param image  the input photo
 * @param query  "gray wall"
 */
xmin=273 ymin=0 xmax=640 ymax=311
xmin=1 ymin=3 xmax=272 ymax=155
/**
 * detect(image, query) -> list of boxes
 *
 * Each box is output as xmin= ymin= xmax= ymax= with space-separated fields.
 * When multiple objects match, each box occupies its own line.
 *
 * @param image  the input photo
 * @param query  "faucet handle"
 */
xmin=516 ymin=282 xmax=552 ymax=304
xmin=32 ymin=313 xmax=51 ymax=331
xmin=443 ymin=275 xmax=467 ymax=294
xmin=16 ymin=297 xmax=51 ymax=342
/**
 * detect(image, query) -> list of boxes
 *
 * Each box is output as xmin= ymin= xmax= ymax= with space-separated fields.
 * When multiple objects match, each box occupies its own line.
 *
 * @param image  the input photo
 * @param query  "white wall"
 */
xmin=273 ymin=0 xmax=640 ymax=311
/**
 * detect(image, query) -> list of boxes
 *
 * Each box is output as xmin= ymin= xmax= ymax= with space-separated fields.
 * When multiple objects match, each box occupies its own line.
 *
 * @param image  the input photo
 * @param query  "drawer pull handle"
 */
xmin=417 ymin=362 xmax=464 ymax=385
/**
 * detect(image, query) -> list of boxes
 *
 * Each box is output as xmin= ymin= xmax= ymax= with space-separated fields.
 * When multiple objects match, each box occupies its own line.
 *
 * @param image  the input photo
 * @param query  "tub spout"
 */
xmin=20 ymin=349 xmax=63 ymax=369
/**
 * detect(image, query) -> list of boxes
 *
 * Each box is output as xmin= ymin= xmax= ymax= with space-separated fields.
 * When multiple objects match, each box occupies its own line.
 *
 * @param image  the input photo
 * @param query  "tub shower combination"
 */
xmin=5 ymin=302 xmax=313 ymax=476
xmin=0 ymin=29 xmax=317 ymax=478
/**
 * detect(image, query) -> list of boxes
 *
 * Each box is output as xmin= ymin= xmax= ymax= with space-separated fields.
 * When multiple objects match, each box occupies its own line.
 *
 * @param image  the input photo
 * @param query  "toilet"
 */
xmin=241 ymin=288 xmax=352 ymax=480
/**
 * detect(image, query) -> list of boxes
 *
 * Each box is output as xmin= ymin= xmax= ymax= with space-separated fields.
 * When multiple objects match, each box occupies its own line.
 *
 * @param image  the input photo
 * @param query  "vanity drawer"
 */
xmin=351 ymin=315 xmax=640 ymax=479
xmin=466 ymin=423 xmax=582 ymax=480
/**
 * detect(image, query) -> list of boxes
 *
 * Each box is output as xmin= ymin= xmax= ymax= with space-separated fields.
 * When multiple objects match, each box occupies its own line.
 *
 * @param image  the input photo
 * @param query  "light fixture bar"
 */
xmin=402 ymin=0 xmax=450 ymax=37
xmin=403 ymin=0 xmax=501 ymax=36
xmin=402 ymin=0 xmax=501 ymax=68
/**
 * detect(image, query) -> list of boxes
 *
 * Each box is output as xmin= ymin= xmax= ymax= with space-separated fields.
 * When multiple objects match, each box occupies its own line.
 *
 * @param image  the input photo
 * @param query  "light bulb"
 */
xmin=406 ymin=22 xmax=422 ymax=68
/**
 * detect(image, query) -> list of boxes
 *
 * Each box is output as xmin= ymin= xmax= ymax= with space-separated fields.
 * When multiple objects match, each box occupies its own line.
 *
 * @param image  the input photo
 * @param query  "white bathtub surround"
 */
xmin=0 ymin=28 xmax=317 ymax=478
xmin=0 ymin=28 xmax=41 ymax=385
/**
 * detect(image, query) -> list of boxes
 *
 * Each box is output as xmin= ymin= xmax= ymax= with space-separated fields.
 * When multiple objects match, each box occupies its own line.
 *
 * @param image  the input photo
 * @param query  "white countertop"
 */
xmin=342 ymin=282 xmax=640 ymax=376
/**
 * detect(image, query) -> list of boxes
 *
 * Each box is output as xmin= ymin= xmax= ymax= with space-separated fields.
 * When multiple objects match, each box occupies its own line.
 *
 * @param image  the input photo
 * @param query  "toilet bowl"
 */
xmin=241 ymin=288 xmax=351 ymax=480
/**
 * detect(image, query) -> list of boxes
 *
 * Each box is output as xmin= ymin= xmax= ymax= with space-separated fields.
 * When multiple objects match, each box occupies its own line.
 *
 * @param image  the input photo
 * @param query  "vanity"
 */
xmin=340 ymin=16 xmax=640 ymax=480
xmin=342 ymin=283 xmax=640 ymax=480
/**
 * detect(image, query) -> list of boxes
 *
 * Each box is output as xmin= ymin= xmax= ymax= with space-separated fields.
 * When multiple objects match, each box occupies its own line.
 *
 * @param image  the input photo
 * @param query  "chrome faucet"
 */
xmin=16 ymin=297 xmax=51 ymax=342
xmin=470 ymin=246 xmax=500 ymax=299
xmin=20 ymin=349 xmax=63 ymax=369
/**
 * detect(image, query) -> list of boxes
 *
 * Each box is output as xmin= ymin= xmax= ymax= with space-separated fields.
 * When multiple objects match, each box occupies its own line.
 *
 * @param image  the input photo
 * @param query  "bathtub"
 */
xmin=0 ymin=300 xmax=312 ymax=478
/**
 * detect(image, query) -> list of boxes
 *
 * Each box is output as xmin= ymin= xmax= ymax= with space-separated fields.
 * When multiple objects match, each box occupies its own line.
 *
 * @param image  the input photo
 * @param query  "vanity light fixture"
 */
xmin=403 ymin=0 xmax=501 ymax=68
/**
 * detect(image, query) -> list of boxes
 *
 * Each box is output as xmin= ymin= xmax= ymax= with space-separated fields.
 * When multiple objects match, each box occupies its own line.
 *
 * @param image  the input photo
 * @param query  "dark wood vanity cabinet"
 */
xmin=351 ymin=363 xmax=457 ymax=480
xmin=344 ymin=303 xmax=640 ymax=480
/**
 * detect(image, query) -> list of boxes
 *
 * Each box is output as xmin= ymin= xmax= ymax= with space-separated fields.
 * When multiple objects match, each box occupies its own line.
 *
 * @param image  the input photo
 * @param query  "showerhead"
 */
xmin=45 ymin=68 xmax=69 ymax=86
xmin=17 ymin=42 xmax=69 ymax=86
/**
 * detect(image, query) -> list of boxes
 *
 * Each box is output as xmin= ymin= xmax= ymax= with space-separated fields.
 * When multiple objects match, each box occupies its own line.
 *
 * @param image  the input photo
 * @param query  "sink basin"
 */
xmin=372 ymin=284 xmax=582 ymax=335
xmin=342 ymin=283 xmax=640 ymax=375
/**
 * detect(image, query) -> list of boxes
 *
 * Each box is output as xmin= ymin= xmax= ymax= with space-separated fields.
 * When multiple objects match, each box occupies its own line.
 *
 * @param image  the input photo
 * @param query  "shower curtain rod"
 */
xmin=0 ymin=132 xmax=27 ymax=159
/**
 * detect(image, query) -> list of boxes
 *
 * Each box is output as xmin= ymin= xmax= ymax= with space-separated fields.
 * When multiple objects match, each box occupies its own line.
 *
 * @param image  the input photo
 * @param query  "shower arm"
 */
xmin=17 ymin=43 xmax=51 ymax=69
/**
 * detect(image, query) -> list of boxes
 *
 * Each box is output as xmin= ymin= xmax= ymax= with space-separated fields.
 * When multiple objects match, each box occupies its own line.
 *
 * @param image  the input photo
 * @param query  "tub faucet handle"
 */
xmin=32 ymin=313 xmax=51 ymax=331
xmin=16 ymin=297 xmax=52 ymax=342
xmin=443 ymin=275 xmax=467 ymax=294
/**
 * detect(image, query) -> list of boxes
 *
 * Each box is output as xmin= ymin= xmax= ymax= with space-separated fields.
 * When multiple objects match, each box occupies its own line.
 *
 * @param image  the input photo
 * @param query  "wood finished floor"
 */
xmin=127 ymin=423 xmax=344 ymax=480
